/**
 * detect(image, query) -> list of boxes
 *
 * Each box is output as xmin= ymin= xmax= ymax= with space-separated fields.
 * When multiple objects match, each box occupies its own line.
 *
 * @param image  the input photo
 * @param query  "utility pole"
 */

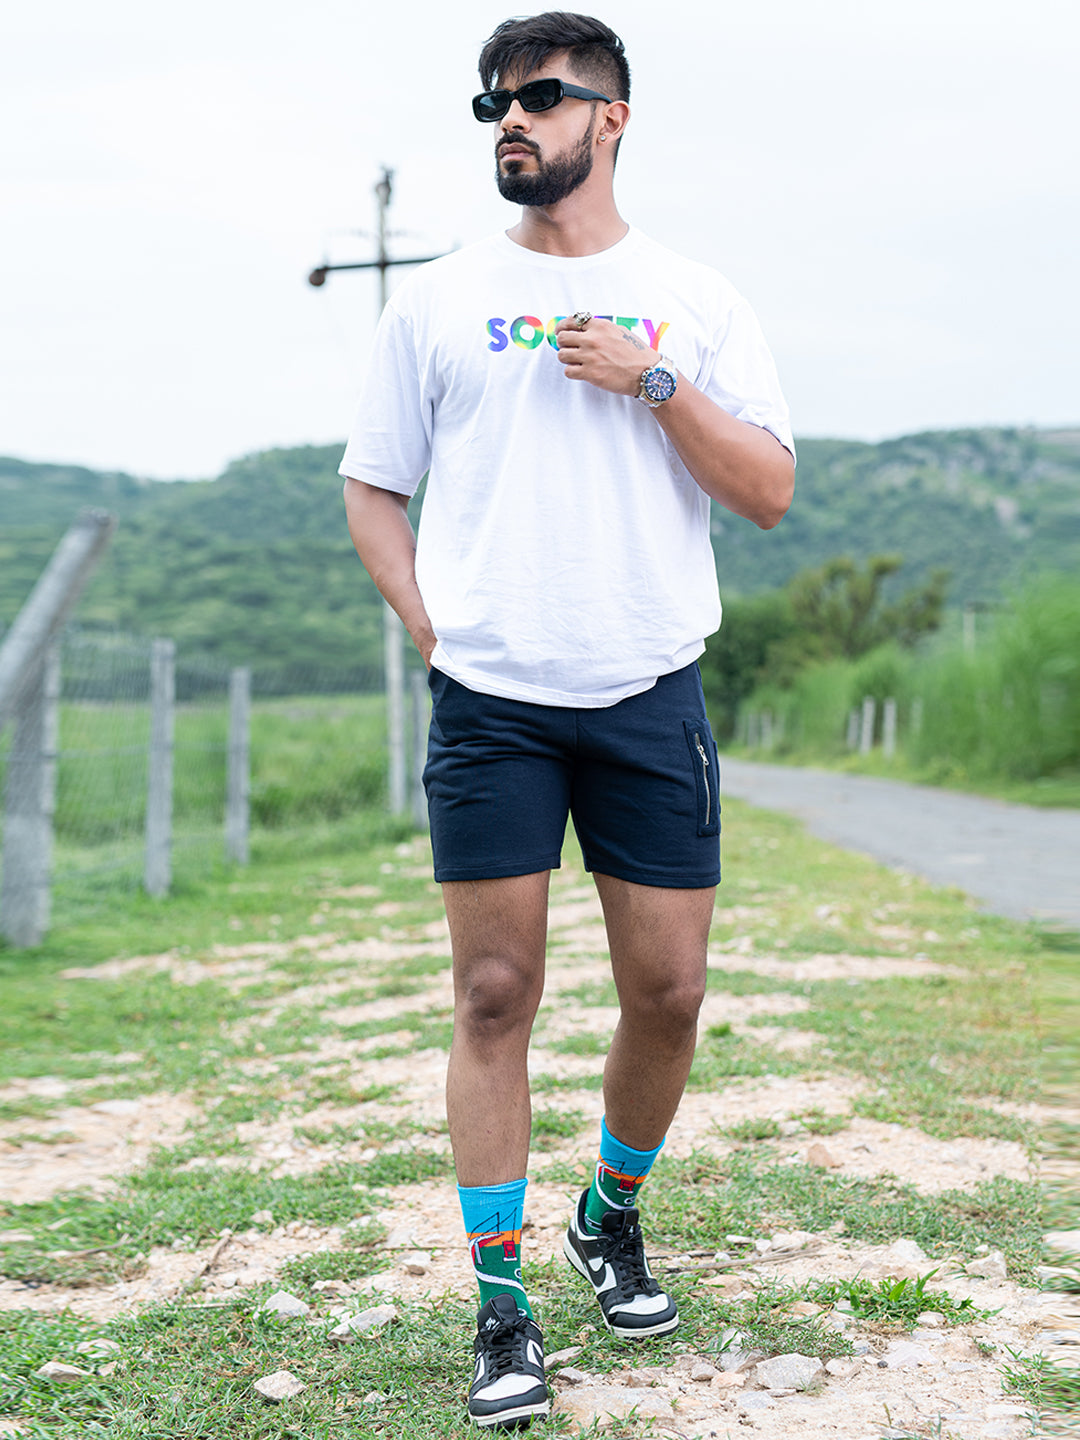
xmin=310 ymin=168 xmax=444 ymax=817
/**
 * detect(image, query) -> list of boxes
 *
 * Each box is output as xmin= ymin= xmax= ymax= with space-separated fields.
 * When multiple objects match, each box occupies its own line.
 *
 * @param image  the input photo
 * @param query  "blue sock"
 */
xmin=583 ymin=1117 xmax=664 ymax=1232
xmin=458 ymin=1178 xmax=532 ymax=1318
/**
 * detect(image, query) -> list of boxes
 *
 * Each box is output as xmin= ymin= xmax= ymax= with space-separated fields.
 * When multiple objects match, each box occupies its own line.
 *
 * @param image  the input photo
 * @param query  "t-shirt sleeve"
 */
xmin=696 ymin=296 xmax=795 ymax=461
xmin=338 ymin=302 xmax=432 ymax=496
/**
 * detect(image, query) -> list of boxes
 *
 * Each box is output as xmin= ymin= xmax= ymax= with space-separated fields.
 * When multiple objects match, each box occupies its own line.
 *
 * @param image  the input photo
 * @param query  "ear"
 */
xmin=596 ymin=100 xmax=630 ymax=148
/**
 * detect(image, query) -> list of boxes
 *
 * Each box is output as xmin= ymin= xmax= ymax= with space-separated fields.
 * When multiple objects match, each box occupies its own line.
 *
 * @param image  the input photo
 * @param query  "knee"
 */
xmin=455 ymin=956 xmax=541 ymax=1038
xmin=626 ymin=970 xmax=706 ymax=1038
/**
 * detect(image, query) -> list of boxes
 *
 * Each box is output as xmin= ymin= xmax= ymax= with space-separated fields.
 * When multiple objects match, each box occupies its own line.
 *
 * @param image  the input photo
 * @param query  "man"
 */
xmin=341 ymin=12 xmax=793 ymax=1428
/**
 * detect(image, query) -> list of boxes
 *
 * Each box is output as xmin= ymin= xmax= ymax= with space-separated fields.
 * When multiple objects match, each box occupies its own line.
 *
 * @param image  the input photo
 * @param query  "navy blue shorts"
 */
xmin=423 ymin=662 xmax=721 ymax=889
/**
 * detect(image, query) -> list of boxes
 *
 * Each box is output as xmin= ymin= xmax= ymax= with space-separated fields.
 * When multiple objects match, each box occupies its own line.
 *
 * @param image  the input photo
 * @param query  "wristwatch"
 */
xmin=638 ymin=355 xmax=678 ymax=407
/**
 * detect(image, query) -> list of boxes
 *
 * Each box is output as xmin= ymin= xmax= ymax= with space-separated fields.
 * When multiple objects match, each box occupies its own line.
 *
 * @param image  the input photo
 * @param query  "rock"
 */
xmin=384 ymin=1224 xmax=418 ymax=1248
xmin=35 ymin=1361 xmax=92 ymax=1383
xmin=544 ymin=1345 xmax=583 ymax=1369
xmin=257 ymin=1290 xmax=311 ymax=1318
xmin=556 ymin=1367 xmax=587 ymax=1385
xmin=915 ymin=1310 xmax=946 ymax=1327
xmin=0 ymin=1231 xmax=35 ymax=1244
xmin=554 ymin=1385 xmax=677 ymax=1427
xmin=878 ymin=1340 xmax=936 ymax=1369
xmin=965 ymin=1250 xmax=1007 ymax=1281
xmin=754 ymin=1353 xmax=824 ymax=1391
xmin=1044 ymin=1229 xmax=1080 ymax=1256
xmin=329 ymin=1303 xmax=398 ymax=1340
xmin=254 ymin=1370 xmax=306 ymax=1401
xmin=806 ymin=1142 xmax=841 ymax=1169
xmin=313 ymin=1280 xmax=346 ymax=1294
xmin=711 ymin=1371 xmax=746 ymax=1389
xmin=725 ymin=1234 xmax=755 ymax=1246
xmin=704 ymin=1274 xmax=751 ymax=1296
xmin=871 ymin=1238 xmax=930 ymax=1278
xmin=787 ymin=1301 xmax=823 ymax=1317
xmin=690 ymin=1362 xmax=718 ymax=1382
xmin=76 ymin=1339 xmax=121 ymax=1357
xmin=736 ymin=1393 xmax=775 ymax=1412
xmin=250 ymin=1209 xmax=274 ymax=1226
xmin=825 ymin=1358 xmax=860 ymax=1377
xmin=90 ymin=1099 xmax=140 ymax=1116
xmin=400 ymin=1250 xmax=430 ymax=1275
xmin=770 ymin=1230 xmax=814 ymax=1250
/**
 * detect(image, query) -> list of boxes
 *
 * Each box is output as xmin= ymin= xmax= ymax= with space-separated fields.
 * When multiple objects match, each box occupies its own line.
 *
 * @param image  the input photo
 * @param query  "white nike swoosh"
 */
xmin=526 ymin=1339 xmax=543 ymax=1369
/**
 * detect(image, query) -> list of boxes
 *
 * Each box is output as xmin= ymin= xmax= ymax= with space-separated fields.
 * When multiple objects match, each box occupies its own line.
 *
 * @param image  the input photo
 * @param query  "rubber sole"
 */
xmin=562 ymin=1235 xmax=680 ymax=1338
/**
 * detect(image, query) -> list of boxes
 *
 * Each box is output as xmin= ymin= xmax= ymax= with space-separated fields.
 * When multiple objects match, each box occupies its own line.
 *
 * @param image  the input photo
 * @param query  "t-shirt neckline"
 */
xmin=493 ymin=225 xmax=642 ymax=269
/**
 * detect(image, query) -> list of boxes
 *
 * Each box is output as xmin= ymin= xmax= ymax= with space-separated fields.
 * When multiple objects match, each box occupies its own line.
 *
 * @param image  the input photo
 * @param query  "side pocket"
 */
xmin=682 ymin=719 xmax=720 ymax=837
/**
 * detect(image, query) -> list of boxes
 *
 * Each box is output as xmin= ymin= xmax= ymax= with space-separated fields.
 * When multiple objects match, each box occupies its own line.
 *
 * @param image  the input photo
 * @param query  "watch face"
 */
xmin=643 ymin=365 xmax=676 ymax=403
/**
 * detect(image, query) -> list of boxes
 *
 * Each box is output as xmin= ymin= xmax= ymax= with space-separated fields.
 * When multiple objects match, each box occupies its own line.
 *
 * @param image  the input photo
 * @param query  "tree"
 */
xmin=783 ymin=554 xmax=948 ymax=661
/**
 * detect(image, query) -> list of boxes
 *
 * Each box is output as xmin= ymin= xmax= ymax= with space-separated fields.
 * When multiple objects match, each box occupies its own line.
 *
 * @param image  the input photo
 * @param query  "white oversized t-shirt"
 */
xmin=339 ymin=227 xmax=792 ymax=707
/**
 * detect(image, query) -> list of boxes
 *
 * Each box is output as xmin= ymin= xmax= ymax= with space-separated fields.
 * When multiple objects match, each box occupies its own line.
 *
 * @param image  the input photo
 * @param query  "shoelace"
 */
xmin=598 ymin=1216 xmax=660 ymax=1301
xmin=482 ymin=1312 xmax=534 ymax=1378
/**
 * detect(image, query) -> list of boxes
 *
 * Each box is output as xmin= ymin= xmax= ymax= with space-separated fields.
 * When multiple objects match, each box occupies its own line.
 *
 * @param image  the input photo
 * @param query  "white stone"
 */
xmin=965 ymin=1251 xmax=1008 ymax=1281
xmin=250 ymin=1209 xmax=274 ymax=1226
xmin=544 ymin=1345 xmax=583 ymax=1369
xmin=35 ymin=1361 xmax=93 ymax=1383
xmin=690 ymin=1362 xmax=718 ymax=1382
xmin=254 ymin=1370 xmax=306 ymax=1401
xmin=556 ymin=1367 xmax=587 ymax=1385
xmin=257 ymin=1290 xmax=311 ymax=1318
xmin=878 ymin=1340 xmax=936 ymax=1369
xmin=400 ymin=1249 xmax=430 ymax=1275
xmin=825 ymin=1358 xmax=860 ymax=1377
xmin=770 ymin=1229 xmax=814 ymax=1250
xmin=329 ymin=1302 xmax=398 ymax=1340
xmin=916 ymin=1310 xmax=946 ymax=1327
xmin=1044 ymin=1229 xmax=1080 ymax=1256
xmin=76 ymin=1339 xmax=121 ymax=1357
xmin=737 ymin=1393 xmax=775 ymax=1411
xmin=554 ymin=1384 xmax=677 ymax=1426
xmin=754 ymin=1353 xmax=824 ymax=1390
xmin=90 ymin=1099 xmax=140 ymax=1116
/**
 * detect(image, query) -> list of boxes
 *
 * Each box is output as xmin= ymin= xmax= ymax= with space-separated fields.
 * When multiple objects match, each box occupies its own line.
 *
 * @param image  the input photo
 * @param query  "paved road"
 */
xmin=721 ymin=759 xmax=1080 ymax=926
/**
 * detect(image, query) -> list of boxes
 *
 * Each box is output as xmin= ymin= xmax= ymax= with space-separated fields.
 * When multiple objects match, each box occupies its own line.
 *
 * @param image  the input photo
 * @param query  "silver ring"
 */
xmin=571 ymin=311 xmax=592 ymax=330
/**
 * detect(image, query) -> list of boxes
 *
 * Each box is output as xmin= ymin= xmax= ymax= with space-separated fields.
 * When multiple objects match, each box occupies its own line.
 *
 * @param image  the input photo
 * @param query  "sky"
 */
xmin=3 ymin=0 xmax=1078 ymax=480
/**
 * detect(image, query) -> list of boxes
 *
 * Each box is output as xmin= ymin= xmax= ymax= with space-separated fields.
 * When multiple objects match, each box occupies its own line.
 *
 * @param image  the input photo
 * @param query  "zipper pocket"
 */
xmin=694 ymin=731 xmax=711 ymax=828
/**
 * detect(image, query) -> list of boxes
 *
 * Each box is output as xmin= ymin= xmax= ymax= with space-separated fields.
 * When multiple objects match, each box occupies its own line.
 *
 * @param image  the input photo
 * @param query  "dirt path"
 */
xmin=721 ymin=759 xmax=1080 ymax=925
xmin=2 ymin=851 xmax=1076 ymax=1439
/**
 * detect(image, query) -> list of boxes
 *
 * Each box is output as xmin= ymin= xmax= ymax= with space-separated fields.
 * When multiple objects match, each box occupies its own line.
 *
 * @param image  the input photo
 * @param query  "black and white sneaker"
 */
xmin=468 ymin=1293 xmax=549 ymax=1429
xmin=563 ymin=1190 xmax=679 ymax=1338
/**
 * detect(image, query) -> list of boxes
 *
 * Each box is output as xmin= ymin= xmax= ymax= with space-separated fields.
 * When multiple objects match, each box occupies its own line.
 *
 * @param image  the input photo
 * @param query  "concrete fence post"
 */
xmin=225 ymin=667 xmax=251 ymax=864
xmin=410 ymin=670 xmax=429 ymax=831
xmin=882 ymin=697 xmax=898 ymax=758
xmin=0 ymin=642 xmax=61 ymax=947
xmin=144 ymin=638 xmax=175 ymax=897
xmin=859 ymin=696 xmax=876 ymax=755
xmin=846 ymin=709 xmax=859 ymax=750
xmin=0 ymin=510 xmax=115 ymax=733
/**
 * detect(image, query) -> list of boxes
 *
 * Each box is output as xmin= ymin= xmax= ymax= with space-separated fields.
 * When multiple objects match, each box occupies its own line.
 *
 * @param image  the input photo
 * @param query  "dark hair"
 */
xmin=478 ymin=12 xmax=630 ymax=103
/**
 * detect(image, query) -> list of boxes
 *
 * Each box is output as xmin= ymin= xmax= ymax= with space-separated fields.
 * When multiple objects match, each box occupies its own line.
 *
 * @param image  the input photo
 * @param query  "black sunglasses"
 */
xmin=472 ymin=77 xmax=612 ymax=123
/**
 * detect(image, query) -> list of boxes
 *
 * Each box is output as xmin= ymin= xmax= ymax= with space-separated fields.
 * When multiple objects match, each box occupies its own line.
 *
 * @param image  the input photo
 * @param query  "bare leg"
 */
xmin=443 ymin=872 xmax=550 ymax=1186
xmin=593 ymin=873 xmax=715 ymax=1151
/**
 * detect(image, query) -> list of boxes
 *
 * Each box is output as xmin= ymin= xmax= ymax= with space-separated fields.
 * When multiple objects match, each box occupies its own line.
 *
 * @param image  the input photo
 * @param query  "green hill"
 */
xmin=2 ymin=427 xmax=1077 ymax=681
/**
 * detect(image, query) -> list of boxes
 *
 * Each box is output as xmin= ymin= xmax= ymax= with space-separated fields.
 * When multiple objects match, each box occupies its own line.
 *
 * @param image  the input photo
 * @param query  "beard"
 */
xmin=495 ymin=126 xmax=595 ymax=206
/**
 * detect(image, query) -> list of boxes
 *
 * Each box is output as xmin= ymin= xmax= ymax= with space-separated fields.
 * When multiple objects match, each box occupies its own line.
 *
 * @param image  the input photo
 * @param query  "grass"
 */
xmin=0 ymin=783 xmax=1063 ymax=1431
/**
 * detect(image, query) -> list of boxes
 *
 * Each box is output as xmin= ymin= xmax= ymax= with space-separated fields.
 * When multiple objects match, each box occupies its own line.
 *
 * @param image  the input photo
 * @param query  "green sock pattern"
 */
xmin=583 ymin=1156 xmax=649 ymax=1232
xmin=467 ymin=1225 xmax=533 ymax=1318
